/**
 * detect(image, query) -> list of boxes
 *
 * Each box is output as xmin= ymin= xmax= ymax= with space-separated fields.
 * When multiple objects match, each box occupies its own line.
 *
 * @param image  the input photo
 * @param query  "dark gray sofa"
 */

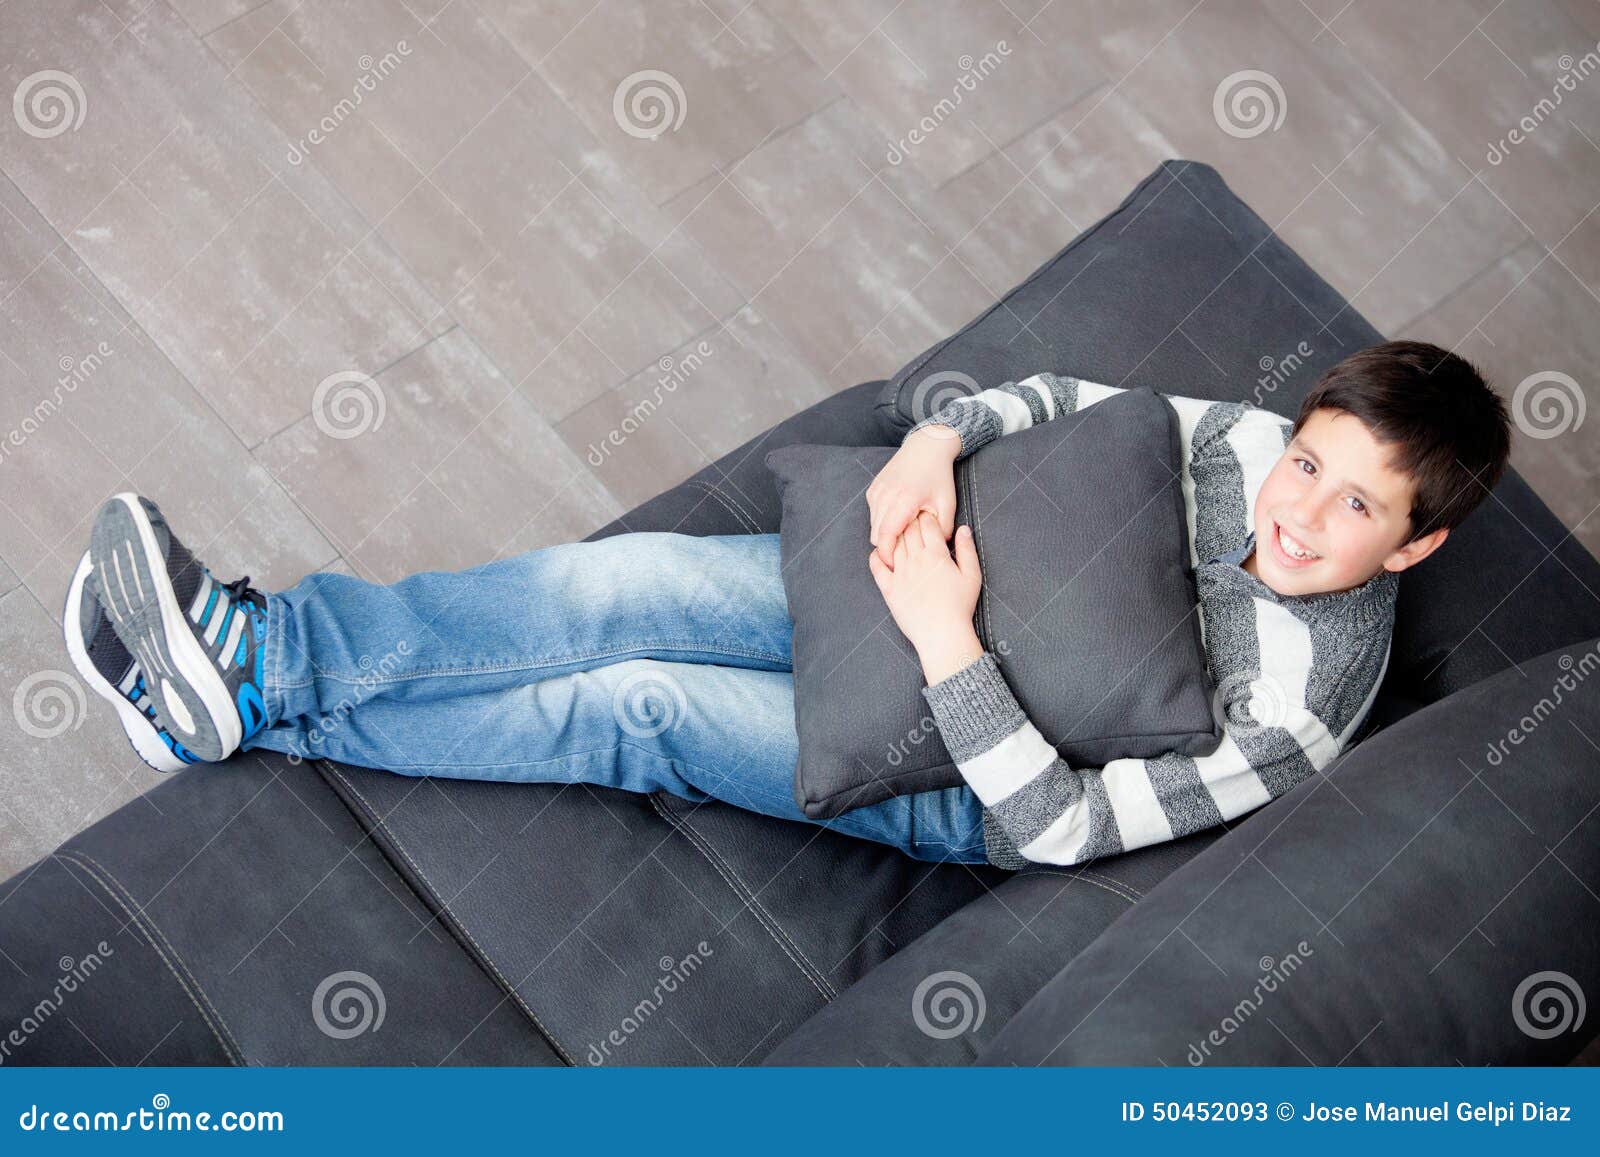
xmin=3 ymin=160 xmax=1597 ymax=1066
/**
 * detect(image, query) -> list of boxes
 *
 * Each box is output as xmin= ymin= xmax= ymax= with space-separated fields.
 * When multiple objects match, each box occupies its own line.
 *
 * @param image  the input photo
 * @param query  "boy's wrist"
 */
xmin=916 ymin=623 xmax=986 ymax=686
xmin=908 ymin=423 xmax=963 ymax=459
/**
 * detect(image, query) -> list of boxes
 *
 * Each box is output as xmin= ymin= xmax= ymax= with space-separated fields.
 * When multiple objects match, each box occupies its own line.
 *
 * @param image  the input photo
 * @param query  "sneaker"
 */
xmin=62 ymin=551 xmax=197 ymax=773
xmin=88 ymin=493 xmax=269 ymax=763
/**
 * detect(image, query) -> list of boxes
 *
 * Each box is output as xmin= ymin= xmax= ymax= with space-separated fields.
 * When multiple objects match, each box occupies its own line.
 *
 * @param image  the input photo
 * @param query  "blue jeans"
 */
xmin=243 ymin=532 xmax=988 ymax=864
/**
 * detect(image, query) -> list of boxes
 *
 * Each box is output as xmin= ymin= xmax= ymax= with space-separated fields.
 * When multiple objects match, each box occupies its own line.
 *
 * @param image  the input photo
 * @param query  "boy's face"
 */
xmin=1245 ymin=408 xmax=1447 ymax=597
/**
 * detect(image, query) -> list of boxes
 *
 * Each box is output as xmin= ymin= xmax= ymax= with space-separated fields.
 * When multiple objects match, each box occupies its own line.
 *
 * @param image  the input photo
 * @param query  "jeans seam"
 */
xmin=907 ymin=789 xmax=987 ymax=858
xmin=911 ymin=835 xmax=986 ymax=857
xmin=289 ymin=641 xmax=791 ymax=689
xmin=264 ymin=594 xmax=288 ymax=726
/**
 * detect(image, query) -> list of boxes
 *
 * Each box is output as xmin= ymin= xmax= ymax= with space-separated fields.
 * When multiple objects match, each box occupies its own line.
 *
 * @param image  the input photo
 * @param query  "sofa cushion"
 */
xmin=761 ymin=829 xmax=1222 ymax=1065
xmin=768 ymin=386 xmax=1218 ymax=820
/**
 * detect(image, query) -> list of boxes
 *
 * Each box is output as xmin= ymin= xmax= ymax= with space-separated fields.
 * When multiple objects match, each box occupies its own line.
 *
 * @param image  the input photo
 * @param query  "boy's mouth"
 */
xmin=1268 ymin=519 xmax=1322 ymax=568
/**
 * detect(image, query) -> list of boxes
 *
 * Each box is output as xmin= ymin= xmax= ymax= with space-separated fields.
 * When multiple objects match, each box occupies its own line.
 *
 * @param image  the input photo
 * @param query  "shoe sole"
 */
xmin=90 ymin=494 xmax=241 ymax=763
xmin=61 ymin=551 xmax=188 ymax=773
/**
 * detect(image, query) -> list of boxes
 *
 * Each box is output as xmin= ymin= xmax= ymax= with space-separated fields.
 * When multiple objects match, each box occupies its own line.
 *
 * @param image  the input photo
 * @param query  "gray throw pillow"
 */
xmin=767 ymin=386 xmax=1220 ymax=820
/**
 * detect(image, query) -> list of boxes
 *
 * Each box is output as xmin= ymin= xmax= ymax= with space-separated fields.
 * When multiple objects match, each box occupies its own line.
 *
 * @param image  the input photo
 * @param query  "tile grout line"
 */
xmin=1387 ymin=235 xmax=1541 ymax=337
xmin=243 ymin=323 xmax=461 ymax=453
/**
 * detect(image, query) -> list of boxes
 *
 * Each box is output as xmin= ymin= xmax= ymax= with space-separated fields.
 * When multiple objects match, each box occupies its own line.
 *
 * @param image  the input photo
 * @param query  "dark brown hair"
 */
xmin=1290 ymin=340 xmax=1511 ymax=542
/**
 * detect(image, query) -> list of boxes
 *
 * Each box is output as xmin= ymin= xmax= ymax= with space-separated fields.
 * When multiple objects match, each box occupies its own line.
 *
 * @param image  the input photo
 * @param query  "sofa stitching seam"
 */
xmin=705 ymin=471 xmax=766 ymax=528
xmin=1072 ymin=867 xmax=1144 ymax=898
xmin=58 ymin=850 xmax=245 ymax=1060
xmin=320 ymin=762 xmax=579 ymax=1065
xmin=648 ymin=792 xmax=836 ymax=1000
xmin=970 ymin=462 xmax=1000 ymax=651
xmin=1016 ymin=867 xmax=1141 ymax=904
xmin=648 ymin=792 xmax=838 ymax=1001
xmin=692 ymin=480 xmax=763 ymax=532
xmin=686 ymin=480 xmax=761 ymax=533
xmin=54 ymin=850 xmax=246 ymax=1064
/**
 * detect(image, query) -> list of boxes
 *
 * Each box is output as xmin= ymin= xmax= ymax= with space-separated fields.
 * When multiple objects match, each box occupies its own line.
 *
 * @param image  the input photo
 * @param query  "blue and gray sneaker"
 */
xmin=62 ymin=551 xmax=198 ymax=773
xmin=88 ymin=493 xmax=269 ymax=764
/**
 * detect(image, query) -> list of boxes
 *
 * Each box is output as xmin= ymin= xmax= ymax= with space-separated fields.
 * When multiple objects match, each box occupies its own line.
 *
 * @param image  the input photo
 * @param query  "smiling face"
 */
xmin=1244 ymin=408 xmax=1448 ymax=596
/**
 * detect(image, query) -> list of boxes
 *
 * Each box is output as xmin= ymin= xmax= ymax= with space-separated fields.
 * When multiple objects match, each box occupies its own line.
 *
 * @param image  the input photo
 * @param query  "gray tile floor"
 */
xmin=2 ymin=0 xmax=1598 ymax=879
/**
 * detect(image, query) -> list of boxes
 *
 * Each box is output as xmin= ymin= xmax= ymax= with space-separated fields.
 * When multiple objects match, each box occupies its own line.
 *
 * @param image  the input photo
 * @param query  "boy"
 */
xmin=64 ymin=340 xmax=1510 ymax=869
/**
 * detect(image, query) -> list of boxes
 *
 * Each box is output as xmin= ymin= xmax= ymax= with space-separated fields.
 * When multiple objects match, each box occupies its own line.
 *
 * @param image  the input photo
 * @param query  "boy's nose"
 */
xmin=1288 ymin=489 xmax=1330 ymax=534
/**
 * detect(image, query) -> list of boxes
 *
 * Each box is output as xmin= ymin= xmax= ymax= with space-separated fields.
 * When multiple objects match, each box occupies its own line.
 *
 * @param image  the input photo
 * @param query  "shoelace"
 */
xmin=220 ymin=574 xmax=267 ymax=613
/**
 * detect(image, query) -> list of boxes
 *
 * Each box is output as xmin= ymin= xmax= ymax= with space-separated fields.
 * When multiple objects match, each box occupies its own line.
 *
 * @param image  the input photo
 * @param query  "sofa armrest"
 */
xmin=980 ymin=636 xmax=1600 ymax=1066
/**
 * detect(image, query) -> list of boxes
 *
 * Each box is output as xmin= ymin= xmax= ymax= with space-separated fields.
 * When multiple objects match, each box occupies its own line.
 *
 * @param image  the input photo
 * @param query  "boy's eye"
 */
xmin=1296 ymin=457 xmax=1368 ymax=515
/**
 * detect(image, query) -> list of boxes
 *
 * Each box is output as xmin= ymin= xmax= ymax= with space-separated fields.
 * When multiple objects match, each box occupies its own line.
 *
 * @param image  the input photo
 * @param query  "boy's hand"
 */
xmin=867 ymin=425 xmax=961 ymax=566
xmin=869 ymin=511 xmax=985 ymax=684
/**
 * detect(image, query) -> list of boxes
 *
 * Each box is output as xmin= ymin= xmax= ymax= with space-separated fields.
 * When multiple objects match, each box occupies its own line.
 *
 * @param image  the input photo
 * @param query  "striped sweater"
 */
xmin=910 ymin=373 xmax=1400 ymax=869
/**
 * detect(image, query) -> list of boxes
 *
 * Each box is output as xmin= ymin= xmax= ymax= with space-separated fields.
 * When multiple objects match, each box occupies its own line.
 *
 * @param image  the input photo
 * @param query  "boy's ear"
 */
xmin=1384 ymin=526 xmax=1448 ymax=573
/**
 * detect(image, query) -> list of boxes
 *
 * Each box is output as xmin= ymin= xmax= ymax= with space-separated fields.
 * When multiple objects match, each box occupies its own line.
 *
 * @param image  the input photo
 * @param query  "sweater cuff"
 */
xmin=982 ymin=807 xmax=1031 ymax=871
xmin=920 ymin=651 xmax=1028 ymax=763
xmin=908 ymin=398 xmax=999 ymax=460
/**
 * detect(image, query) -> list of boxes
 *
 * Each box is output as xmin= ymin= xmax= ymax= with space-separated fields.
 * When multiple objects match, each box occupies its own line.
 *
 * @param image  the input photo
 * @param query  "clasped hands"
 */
xmin=865 ymin=426 xmax=986 ymax=685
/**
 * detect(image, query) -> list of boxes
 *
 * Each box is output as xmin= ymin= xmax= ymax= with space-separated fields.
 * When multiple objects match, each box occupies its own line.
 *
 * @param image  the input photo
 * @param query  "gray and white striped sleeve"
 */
xmin=908 ymin=372 xmax=1129 ymax=459
xmin=921 ymin=651 xmax=1127 ymax=865
xmin=922 ymin=626 xmax=1389 ymax=866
